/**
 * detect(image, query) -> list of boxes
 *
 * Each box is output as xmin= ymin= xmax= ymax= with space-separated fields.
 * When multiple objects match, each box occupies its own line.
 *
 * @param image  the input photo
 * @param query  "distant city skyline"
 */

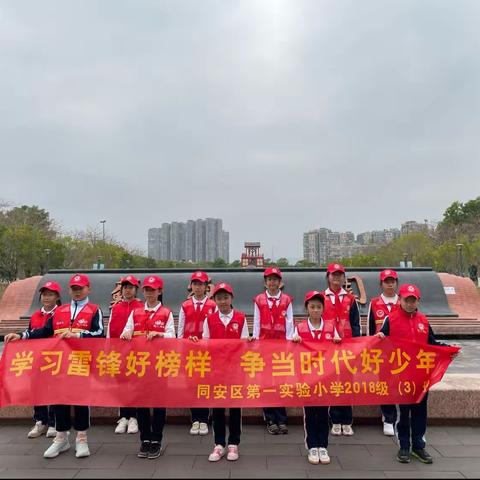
xmin=148 ymin=218 xmax=229 ymax=263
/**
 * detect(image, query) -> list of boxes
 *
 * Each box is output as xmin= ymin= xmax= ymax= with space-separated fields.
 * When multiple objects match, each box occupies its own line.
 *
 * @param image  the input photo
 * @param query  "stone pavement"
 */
xmin=0 ymin=423 xmax=479 ymax=478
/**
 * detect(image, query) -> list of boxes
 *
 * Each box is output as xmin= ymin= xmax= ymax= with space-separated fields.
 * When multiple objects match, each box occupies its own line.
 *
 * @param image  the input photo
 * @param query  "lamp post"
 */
xmin=100 ymin=220 xmax=106 ymax=242
xmin=44 ymin=248 xmax=51 ymax=273
xmin=403 ymin=253 xmax=408 ymax=268
xmin=456 ymin=243 xmax=464 ymax=276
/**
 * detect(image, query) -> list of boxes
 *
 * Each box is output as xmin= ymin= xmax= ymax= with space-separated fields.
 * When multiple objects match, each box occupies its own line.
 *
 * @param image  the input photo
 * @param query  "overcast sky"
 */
xmin=1 ymin=0 xmax=479 ymax=260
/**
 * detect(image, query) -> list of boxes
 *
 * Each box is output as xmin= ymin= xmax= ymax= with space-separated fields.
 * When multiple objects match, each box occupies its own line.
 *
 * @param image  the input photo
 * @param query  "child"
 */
xmin=5 ymin=273 xmax=104 ymax=459
xmin=252 ymin=267 xmax=294 ymax=435
xmin=192 ymin=282 xmax=249 ymax=462
xmin=178 ymin=271 xmax=216 ymax=436
xmin=4 ymin=280 xmax=62 ymax=439
xmin=120 ymin=275 xmax=175 ymax=460
xmin=375 ymin=283 xmax=450 ymax=465
xmin=293 ymin=290 xmax=341 ymax=465
xmin=367 ymin=269 xmax=400 ymax=436
xmin=323 ymin=263 xmax=360 ymax=436
xmin=107 ymin=275 xmax=143 ymax=435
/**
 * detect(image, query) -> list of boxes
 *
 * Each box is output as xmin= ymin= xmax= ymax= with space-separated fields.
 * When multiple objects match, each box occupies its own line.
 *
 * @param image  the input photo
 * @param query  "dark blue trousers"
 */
xmin=396 ymin=393 xmax=428 ymax=450
xmin=304 ymin=406 xmax=329 ymax=449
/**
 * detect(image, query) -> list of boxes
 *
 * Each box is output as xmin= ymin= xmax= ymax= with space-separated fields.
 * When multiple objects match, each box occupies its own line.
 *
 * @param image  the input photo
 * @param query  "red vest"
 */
xmin=109 ymin=299 xmax=144 ymax=338
xmin=323 ymin=290 xmax=355 ymax=339
xmin=389 ymin=308 xmax=429 ymax=343
xmin=296 ymin=318 xmax=336 ymax=342
xmin=369 ymin=296 xmax=400 ymax=333
xmin=30 ymin=308 xmax=56 ymax=330
xmin=181 ymin=297 xmax=217 ymax=338
xmin=206 ymin=310 xmax=246 ymax=339
xmin=52 ymin=303 xmax=99 ymax=337
xmin=254 ymin=292 xmax=292 ymax=339
xmin=132 ymin=305 xmax=172 ymax=337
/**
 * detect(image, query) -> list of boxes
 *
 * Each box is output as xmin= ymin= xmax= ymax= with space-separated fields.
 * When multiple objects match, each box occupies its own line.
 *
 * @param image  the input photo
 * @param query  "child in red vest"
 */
xmin=107 ymin=275 xmax=143 ymax=435
xmin=6 ymin=273 xmax=104 ymax=459
xmin=367 ymin=269 xmax=400 ymax=437
xmin=252 ymin=267 xmax=294 ymax=434
xmin=5 ymin=280 xmax=62 ymax=440
xmin=323 ymin=263 xmax=360 ymax=436
xmin=192 ymin=282 xmax=249 ymax=462
xmin=120 ymin=275 xmax=175 ymax=460
xmin=375 ymin=283 xmax=452 ymax=465
xmin=293 ymin=290 xmax=341 ymax=465
xmin=178 ymin=271 xmax=216 ymax=436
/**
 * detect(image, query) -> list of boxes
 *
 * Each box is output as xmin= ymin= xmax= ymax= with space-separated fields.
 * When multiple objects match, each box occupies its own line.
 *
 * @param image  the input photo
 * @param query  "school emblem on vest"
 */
xmin=77 ymin=319 xmax=87 ymax=326
xmin=325 ymin=333 xmax=331 ymax=340
xmin=376 ymin=310 xmax=384 ymax=318
xmin=232 ymin=323 xmax=238 ymax=330
xmin=418 ymin=323 xmax=425 ymax=331
xmin=281 ymin=310 xmax=287 ymax=316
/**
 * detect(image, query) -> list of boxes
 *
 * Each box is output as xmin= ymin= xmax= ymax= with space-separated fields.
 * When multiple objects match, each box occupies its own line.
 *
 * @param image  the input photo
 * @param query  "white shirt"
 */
xmin=177 ymin=296 xmax=211 ymax=339
xmin=380 ymin=293 xmax=398 ymax=312
xmin=324 ymin=287 xmax=348 ymax=303
xmin=293 ymin=318 xmax=341 ymax=341
xmin=252 ymin=291 xmax=294 ymax=340
xmin=202 ymin=309 xmax=250 ymax=339
xmin=122 ymin=301 xmax=176 ymax=338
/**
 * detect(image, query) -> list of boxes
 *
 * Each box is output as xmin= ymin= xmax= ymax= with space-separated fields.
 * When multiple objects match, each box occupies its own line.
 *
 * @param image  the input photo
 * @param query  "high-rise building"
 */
xmin=148 ymin=218 xmax=229 ymax=263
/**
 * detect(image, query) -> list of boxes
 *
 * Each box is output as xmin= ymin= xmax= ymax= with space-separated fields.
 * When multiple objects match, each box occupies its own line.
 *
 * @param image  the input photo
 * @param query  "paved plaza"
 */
xmin=0 ymin=423 xmax=479 ymax=478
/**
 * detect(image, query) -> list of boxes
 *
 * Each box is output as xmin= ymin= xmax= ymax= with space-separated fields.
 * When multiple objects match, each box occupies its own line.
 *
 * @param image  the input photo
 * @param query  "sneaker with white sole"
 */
xmin=198 ymin=422 xmax=208 ymax=435
xmin=307 ymin=448 xmax=319 ymax=465
xmin=208 ymin=444 xmax=226 ymax=462
xmin=43 ymin=433 xmax=70 ymax=458
xmin=46 ymin=426 xmax=57 ymax=438
xmin=342 ymin=424 xmax=354 ymax=436
xmin=190 ymin=421 xmax=200 ymax=435
xmin=28 ymin=421 xmax=47 ymax=438
xmin=127 ymin=417 xmax=138 ymax=434
xmin=115 ymin=417 xmax=128 ymax=434
xmin=331 ymin=424 xmax=342 ymax=436
xmin=227 ymin=444 xmax=239 ymax=461
xmin=75 ymin=433 xmax=90 ymax=458
xmin=383 ymin=422 xmax=395 ymax=436
xmin=319 ymin=448 xmax=331 ymax=464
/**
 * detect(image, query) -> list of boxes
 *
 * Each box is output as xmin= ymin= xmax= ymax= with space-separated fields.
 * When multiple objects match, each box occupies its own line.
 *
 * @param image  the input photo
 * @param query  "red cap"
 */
xmin=380 ymin=269 xmax=398 ymax=282
xmin=327 ymin=263 xmax=345 ymax=274
xmin=121 ymin=275 xmax=140 ymax=287
xmin=191 ymin=271 xmax=209 ymax=283
xmin=39 ymin=280 xmax=61 ymax=294
xmin=69 ymin=274 xmax=90 ymax=287
xmin=304 ymin=290 xmax=325 ymax=305
xmin=142 ymin=275 xmax=164 ymax=290
xmin=264 ymin=267 xmax=282 ymax=279
xmin=399 ymin=284 xmax=421 ymax=299
xmin=212 ymin=282 xmax=234 ymax=297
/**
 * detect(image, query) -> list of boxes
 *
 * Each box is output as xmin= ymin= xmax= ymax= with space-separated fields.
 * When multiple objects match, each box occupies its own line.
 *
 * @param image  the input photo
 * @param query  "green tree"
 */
xmin=276 ymin=257 xmax=289 ymax=267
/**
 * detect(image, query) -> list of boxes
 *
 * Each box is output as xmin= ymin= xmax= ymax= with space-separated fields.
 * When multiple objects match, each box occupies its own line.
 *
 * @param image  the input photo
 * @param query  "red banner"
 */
xmin=0 ymin=337 xmax=458 ymax=408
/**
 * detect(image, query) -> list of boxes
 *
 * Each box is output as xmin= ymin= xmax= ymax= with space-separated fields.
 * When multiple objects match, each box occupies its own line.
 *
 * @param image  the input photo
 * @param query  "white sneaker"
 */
xmin=308 ymin=448 xmax=320 ymax=465
xmin=208 ymin=444 xmax=226 ymax=462
xmin=331 ymin=424 xmax=342 ymax=436
xmin=28 ymin=421 xmax=47 ymax=438
xmin=46 ymin=426 xmax=57 ymax=438
xmin=227 ymin=444 xmax=239 ymax=461
xmin=319 ymin=448 xmax=331 ymax=464
xmin=383 ymin=422 xmax=395 ymax=436
xmin=127 ymin=417 xmax=138 ymax=434
xmin=190 ymin=421 xmax=200 ymax=435
xmin=383 ymin=422 xmax=395 ymax=437
xmin=75 ymin=433 xmax=90 ymax=458
xmin=342 ymin=424 xmax=354 ymax=436
xmin=199 ymin=422 xmax=208 ymax=435
xmin=43 ymin=433 xmax=70 ymax=458
xmin=115 ymin=417 xmax=128 ymax=434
